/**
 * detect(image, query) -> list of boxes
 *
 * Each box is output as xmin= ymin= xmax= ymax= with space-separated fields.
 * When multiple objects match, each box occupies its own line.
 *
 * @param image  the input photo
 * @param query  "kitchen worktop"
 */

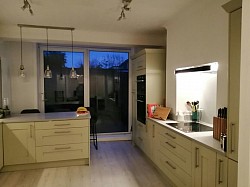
xmin=148 ymin=117 xmax=224 ymax=154
xmin=1 ymin=112 xmax=91 ymax=123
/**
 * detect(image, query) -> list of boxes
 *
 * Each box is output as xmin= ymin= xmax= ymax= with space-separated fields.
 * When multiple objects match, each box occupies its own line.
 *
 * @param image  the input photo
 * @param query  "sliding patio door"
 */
xmin=89 ymin=50 xmax=129 ymax=133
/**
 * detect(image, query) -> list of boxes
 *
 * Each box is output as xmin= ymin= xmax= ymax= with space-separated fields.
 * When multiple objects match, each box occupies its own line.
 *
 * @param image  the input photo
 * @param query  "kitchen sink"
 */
xmin=166 ymin=122 xmax=213 ymax=133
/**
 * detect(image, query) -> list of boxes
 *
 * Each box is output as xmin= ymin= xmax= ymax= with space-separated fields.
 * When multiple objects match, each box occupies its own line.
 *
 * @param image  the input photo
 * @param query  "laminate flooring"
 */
xmin=0 ymin=141 xmax=169 ymax=187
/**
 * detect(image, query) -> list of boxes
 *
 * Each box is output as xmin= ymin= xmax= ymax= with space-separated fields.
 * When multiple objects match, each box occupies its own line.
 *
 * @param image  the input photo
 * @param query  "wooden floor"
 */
xmin=0 ymin=141 xmax=169 ymax=187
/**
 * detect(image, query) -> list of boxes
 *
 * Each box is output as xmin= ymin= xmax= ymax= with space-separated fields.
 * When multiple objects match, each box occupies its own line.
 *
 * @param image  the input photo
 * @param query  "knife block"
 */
xmin=213 ymin=117 xmax=227 ymax=141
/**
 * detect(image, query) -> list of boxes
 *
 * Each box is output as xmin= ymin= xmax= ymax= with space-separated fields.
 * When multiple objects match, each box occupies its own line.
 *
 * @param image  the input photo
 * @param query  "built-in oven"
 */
xmin=137 ymin=75 xmax=146 ymax=124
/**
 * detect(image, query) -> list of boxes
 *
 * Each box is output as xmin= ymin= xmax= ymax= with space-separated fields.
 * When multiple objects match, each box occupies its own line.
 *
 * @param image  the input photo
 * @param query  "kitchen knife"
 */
xmin=221 ymin=108 xmax=224 ymax=118
xmin=218 ymin=108 xmax=221 ymax=118
xmin=224 ymin=107 xmax=227 ymax=119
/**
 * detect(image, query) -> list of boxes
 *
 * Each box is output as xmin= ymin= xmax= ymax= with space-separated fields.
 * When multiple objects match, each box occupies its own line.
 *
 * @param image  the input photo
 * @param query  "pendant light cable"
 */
xmin=46 ymin=28 xmax=48 ymax=53
xmin=71 ymin=29 xmax=73 ymax=69
xmin=44 ymin=28 xmax=52 ymax=78
xmin=20 ymin=26 xmax=23 ymax=67
xmin=70 ymin=29 xmax=77 ymax=78
xmin=19 ymin=26 xmax=25 ymax=77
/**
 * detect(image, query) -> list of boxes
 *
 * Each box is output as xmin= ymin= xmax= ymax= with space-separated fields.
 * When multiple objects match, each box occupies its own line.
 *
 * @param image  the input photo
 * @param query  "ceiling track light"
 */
xmin=21 ymin=0 xmax=34 ymax=15
xmin=117 ymin=0 xmax=132 ymax=21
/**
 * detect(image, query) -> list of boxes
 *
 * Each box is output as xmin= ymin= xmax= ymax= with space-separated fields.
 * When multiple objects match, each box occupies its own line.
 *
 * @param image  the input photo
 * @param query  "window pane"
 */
xmin=44 ymin=51 xmax=84 ymax=112
xmin=89 ymin=50 xmax=129 ymax=133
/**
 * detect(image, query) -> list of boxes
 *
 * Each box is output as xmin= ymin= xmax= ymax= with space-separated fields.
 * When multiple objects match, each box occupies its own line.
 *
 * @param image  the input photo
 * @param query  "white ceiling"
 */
xmin=0 ymin=0 xmax=195 ymax=35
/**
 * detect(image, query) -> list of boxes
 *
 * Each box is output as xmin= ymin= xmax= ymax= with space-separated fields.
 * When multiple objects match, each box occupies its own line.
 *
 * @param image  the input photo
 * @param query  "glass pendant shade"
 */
xmin=19 ymin=64 xmax=25 ymax=78
xmin=70 ymin=67 xmax=77 ymax=79
xmin=44 ymin=65 xmax=52 ymax=78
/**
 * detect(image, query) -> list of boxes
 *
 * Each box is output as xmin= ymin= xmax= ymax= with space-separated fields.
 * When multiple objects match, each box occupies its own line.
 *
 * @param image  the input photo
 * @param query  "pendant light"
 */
xmin=44 ymin=28 xmax=52 ymax=78
xmin=19 ymin=26 xmax=25 ymax=78
xmin=69 ymin=29 xmax=77 ymax=79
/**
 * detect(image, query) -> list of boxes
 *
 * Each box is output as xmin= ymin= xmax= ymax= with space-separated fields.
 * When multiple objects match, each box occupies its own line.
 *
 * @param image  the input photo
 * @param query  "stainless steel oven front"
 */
xmin=137 ymin=75 xmax=146 ymax=124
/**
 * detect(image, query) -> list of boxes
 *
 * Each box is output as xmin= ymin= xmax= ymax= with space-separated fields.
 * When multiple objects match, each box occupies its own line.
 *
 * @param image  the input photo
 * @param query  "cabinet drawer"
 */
xmin=36 ymin=143 xmax=88 ymax=162
xmin=36 ymin=127 xmax=89 ymax=146
xmin=157 ymin=151 xmax=192 ymax=187
xmin=157 ymin=125 xmax=191 ymax=150
xmin=158 ymin=135 xmax=192 ymax=174
xmin=135 ymin=123 xmax=146 ymax=151
xmin=35 ymin=119 xmax=89 ymax=130
xmin=135 ymin=136 xmax=145 ymax=152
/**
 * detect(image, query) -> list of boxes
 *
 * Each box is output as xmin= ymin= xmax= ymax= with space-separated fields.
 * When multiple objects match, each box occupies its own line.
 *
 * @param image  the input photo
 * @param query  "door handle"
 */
xmin=137 ymin=100 xmax=144 ymax=103
xmin=41 ymin=92 xmax=48 ymax=101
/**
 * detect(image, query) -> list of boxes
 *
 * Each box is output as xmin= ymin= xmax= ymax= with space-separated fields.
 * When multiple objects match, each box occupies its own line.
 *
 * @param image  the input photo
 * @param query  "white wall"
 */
xmin=0 ymin=25 xmax=166 ymax=47
xmin=3 ymin=42 xmax=38 ymax=113
xmin=238 ymin=0 xmax=250 ymax=186
xmin=165 ymin=0 xmax=229 ymax=118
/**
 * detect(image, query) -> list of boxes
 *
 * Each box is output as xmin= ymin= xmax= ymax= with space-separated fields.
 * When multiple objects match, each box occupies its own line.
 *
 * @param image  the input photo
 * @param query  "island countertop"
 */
xmin=1 ymin=112 xmax=91 ymax=123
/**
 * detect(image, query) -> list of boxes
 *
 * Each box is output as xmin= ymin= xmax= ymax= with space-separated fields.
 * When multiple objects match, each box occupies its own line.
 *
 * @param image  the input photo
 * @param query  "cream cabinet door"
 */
xmin=135 ymin=122 xmax=146 ymax=151
xmin=227 ymin=159 xmax=238 ymax=187
xmin=192 ymin=142 xmax=216 ymax=187
xmin=3 ymin=122 xmax=36 ymax=165
xmin=227 ymin=8 xmax=241 ymax=162
xmin=144 ymin=120 xmax=155 ymax=160
xmin=0 ymin=123 xmax=3 ymax=170
xmin=216 ymin=154 xmax=228 ymax=187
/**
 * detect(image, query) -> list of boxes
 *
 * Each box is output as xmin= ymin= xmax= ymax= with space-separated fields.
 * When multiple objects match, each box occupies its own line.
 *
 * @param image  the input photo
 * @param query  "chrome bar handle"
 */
xmin=231 ymin=123 xmax=235 ymax=152
xmin=165 ymin=161 xmax=176 ymax=170
xmin=195 ymin=147 xmax=199 ymax=168
xmin=136 ymin=79 xmax=144 ymax=82
xmin=137 ymin=100 xmax=144 ymax=103
xmin=30 ymin=124 xmax=33 ymax=138
xmin=218 ymin=159 xmax=223 ymax=184
xmin=54 ymin=123 xmax=70 ymax=127
xmin=54 ymin=131 xmax=71 ymax=134
xmin=165 ymin=142 xmax=176 ymax=149
xmin=153 ymin=124 xmax=155 ymax=138
xmin=54 ymin=146 xmax=71 ymax=150
xmin=165 ymin=132 xmax=176 ymax=139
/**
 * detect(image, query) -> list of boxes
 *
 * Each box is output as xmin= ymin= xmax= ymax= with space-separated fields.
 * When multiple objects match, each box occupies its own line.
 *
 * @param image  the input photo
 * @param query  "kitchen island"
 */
xmin=0 ymin=112 xmax=90 ymax=172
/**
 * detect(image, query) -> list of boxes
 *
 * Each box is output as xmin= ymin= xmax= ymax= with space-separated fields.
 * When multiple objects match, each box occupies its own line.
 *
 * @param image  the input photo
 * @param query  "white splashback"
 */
xmin=176 ymin=71 xmax=217 ymax=124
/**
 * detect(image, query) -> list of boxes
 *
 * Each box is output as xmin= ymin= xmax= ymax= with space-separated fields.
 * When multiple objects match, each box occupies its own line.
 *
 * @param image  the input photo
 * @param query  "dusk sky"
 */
xmin=64 ymin=51 xmax=129 ymax=68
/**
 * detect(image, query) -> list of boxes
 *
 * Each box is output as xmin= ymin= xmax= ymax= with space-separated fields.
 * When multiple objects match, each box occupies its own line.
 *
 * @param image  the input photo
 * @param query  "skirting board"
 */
xmin=1 ymin=158 xmax=89 ymax=172
xmin=95 ymin=132 xmax=132 ymax=142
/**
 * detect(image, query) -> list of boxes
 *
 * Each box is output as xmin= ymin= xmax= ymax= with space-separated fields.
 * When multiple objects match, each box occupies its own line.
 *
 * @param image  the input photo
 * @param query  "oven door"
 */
xmin=137 ymin=75 xmax=146 ymax=95
xmin=137 ymin=94 xmax=146 ymax=124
